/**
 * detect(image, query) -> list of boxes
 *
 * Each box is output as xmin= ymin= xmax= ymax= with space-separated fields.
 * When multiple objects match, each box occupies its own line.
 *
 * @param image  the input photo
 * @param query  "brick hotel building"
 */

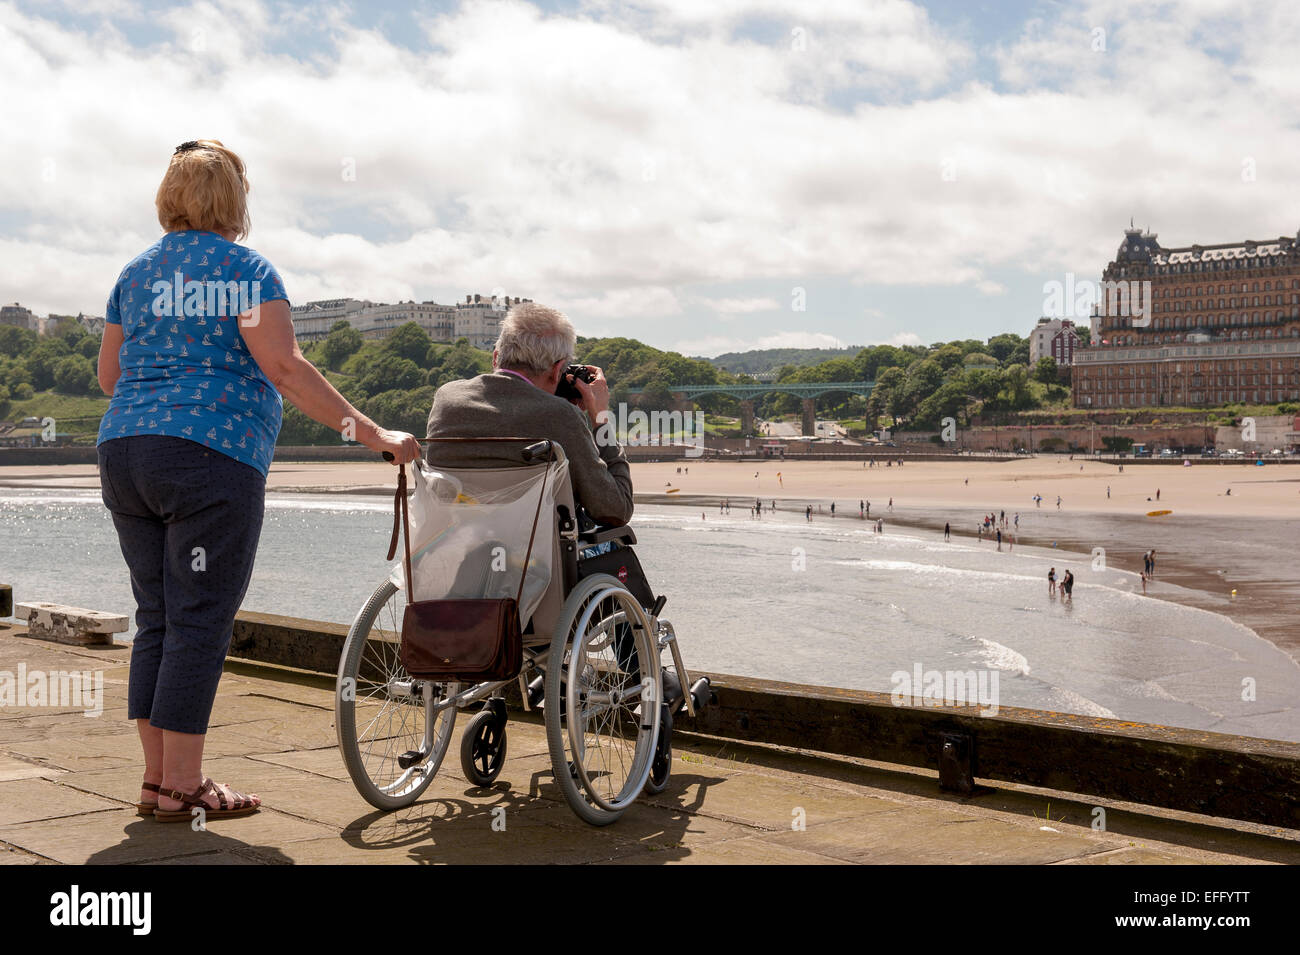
xmin=1072 ymin=227 xmax=1300 ymax=408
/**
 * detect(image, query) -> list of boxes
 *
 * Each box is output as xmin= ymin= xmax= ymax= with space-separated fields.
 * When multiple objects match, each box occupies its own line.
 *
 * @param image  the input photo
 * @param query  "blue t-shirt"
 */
xmin=96 ymin=230 xmax=289 ymax=475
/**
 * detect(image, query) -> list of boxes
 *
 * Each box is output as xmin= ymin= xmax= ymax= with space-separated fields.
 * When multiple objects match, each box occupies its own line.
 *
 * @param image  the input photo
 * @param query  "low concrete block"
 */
xmin=14 ymin=603 xmax=127 ymax=646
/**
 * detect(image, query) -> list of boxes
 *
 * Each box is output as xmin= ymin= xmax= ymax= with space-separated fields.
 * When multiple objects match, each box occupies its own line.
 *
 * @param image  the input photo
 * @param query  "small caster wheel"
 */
xmin=644 ymin=703 xmax=672 ymax=794
xmin=460 ymin=707 xmax=507 ymax=786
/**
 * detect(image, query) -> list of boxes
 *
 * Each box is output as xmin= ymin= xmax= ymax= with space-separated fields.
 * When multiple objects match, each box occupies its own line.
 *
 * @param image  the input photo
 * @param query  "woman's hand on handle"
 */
xmin=370 ymin=430 xmax=421 ymax=465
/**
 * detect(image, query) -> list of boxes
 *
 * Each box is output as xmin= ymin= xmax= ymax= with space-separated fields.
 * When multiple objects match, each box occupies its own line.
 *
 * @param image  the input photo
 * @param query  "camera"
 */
xmin=555 ymin=364 xmax=596 ymax=400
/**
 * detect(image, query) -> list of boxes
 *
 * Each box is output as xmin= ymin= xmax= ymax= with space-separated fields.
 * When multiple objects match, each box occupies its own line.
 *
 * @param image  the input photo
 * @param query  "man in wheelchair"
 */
xmin=424 ymin=303 xmax=682 ymax=706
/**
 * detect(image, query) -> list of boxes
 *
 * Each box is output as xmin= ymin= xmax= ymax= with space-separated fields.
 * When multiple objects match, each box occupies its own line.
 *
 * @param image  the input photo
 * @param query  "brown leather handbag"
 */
xmin=386 ymin=449 xmax=553 ymax=682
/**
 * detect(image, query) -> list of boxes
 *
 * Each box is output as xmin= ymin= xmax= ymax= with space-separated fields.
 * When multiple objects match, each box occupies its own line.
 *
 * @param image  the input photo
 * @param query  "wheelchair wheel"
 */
xmin=459 ymin=705 xmax=508 ymax=787
xmin=336 ymin=576 xmax=457 ymax=810
xmin=643 ymin=703 xmax=672 ymax=795
xmin=544 ymin=573 xmax=661 ymax=826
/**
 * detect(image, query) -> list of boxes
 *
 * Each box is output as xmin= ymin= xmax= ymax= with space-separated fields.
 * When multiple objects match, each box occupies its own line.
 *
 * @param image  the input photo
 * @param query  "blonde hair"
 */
xmin=155 ymin=139 xmax=251 ymax=240
xmin=495 ymin=303 xmax=576 ymax=375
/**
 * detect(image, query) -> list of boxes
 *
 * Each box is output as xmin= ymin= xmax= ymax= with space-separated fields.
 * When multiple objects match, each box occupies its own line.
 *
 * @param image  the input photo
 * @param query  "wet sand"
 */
xmin=5 ymin=456 xmax=1298 ymax=662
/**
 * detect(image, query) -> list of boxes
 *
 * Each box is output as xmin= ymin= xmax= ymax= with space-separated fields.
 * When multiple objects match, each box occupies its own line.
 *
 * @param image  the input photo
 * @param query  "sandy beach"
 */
xmin=5 ymin=455 xmax=1298 ymax=663
xmin=6 ymin=455 xmax=1296 ymax=518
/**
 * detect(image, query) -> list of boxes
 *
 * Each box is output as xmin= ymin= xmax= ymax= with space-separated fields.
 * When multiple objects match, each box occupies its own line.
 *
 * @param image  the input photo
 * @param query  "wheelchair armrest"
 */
xmin=579 ymin=524 xmax=637 ymax=547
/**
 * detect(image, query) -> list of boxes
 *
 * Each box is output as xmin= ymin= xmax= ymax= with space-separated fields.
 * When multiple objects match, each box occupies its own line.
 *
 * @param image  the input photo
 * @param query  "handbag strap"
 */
xmin=386 ymin=446 xmax=555 ymax=605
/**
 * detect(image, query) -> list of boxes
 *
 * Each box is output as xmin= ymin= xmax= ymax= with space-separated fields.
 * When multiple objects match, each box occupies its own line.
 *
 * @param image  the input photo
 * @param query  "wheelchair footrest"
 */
xmin=688 ymin=677 xmax=715 ymax=714
xmin=397 ymin=750 xmax=425 ymax=770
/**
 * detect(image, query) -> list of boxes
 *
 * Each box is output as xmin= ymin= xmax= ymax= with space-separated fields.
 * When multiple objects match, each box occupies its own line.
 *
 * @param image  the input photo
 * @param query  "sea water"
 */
xmin=3 ymin=489 xmax=1298 ymax=742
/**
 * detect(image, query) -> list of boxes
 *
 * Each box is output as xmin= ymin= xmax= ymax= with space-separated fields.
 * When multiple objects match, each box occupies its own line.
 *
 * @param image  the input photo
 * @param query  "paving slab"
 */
xmin=1 ymin=639 xmax=1296 ymax=865
xmin=0 ymin=777 xmax=122 ymax=826
xmin=0 ymin=753 xmax=64 ymax=782
xmin=754 ymin=805 xmax=1121 ymax=864
xmin=0 ymin=805 xmax=337 ymax=865
xmin=272 ymin=802 xmax=630 ymax=865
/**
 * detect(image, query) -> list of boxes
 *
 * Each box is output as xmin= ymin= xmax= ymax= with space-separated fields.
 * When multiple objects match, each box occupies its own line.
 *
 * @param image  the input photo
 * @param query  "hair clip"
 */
xmin=174 ymin=141 xmax=202 ymax=154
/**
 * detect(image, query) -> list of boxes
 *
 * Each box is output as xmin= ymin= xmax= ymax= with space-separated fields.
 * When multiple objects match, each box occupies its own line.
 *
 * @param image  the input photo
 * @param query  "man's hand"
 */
xmin=572 ymin=365 xmax=610 ymax=429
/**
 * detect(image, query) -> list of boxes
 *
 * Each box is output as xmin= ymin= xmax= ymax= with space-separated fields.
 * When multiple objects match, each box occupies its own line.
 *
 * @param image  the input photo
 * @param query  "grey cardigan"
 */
xmin=424 ymin=371 xmax=634 ymax=526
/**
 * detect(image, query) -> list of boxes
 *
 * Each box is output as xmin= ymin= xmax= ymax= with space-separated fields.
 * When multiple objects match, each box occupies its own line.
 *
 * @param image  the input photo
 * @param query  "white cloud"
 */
xmin=675 ymin=330 xmax=847 ymax=357
xmin=2 ymin=0 xmax=1299 ymax=349
xmin=692 ymin=296 xmax=782 ymax=315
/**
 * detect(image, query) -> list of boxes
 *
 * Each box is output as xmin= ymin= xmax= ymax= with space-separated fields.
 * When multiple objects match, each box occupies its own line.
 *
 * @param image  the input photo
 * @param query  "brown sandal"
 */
xmin=153 ymin=777 xmax=261 ymax=822
xmin=134 ymin=781 xmax=161 ymax=816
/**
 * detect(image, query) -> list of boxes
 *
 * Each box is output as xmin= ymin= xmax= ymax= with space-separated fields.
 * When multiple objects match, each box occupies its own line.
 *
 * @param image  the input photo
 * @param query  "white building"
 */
xmin=289 ymin=293 xmax=533 ymax=349
xmin=363 ymin=301 xmax=455 ymax=342
xmin=1029 ymin=317 xmax=1081 ymax=366
xmin=454 ymin=294 xmax=532 ymax=349
xmin=290 ymin=298 xmax=371 ymax=342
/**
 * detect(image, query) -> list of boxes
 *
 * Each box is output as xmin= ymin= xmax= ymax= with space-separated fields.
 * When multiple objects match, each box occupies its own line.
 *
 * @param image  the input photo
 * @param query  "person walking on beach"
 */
xmin=1156 ymin=488 xmax=1161 ymax=502
xmin=1143 ymin=551 xmax=1151 ymax=576
xmin=888 ymin=497 xmax=893 ymax=510
xmin=944 ymin=522 xmax=951 ymax=541
xmin=830 ymin=502 xmax=835 ymax=517
xmin=98 ymin=140 xmax=421 ymax=822
xmin=1056 ymin=495 xmax=1062 ymax=509
xmin=877 ymin=517 xmax=884 ymax=533
xmin=1140 ymin=569 xmax=1148 ymax=595
xmin=1062 ymin=570 xmax=1074 ymax=601
xmin=996 ymin=528 xmax=1002 ymax=551
xmin=1014 ymin=513 xmax=1019 ymax=530
xmin=805 ymin=504 xmax=812 ymax=521
xmin=1149 ymin=549 xmax=1156 ymax=576
xmin=1107 ymin=485 xmax=1111 ymax=499
xmin=1048 ymin=567 xmax=1057 ymax=595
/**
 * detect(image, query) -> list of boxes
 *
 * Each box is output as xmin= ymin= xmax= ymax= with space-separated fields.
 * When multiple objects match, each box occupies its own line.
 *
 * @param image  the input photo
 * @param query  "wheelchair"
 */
xmin=334 ymin=438 xmax=712 ymax=826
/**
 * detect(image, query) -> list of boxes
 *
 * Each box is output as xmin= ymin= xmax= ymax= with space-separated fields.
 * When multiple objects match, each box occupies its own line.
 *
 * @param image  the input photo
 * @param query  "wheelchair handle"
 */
xmin=521 ymin=440 xmax=554 ymax=463
xmin=380 ymin=437 xmax=558 ymax=464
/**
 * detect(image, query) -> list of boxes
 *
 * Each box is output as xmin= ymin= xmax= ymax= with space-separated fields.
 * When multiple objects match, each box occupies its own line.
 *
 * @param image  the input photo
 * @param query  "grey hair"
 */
xmin=494 ymin=303 xmax=576 ymax=375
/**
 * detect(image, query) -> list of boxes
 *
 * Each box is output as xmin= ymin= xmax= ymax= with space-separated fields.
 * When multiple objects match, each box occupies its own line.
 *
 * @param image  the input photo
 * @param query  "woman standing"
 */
xmin=97 ymin=140 xmax=420 ymax=821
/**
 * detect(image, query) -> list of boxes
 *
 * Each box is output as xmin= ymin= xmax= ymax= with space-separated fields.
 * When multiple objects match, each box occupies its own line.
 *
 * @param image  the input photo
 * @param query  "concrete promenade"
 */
xmin=2 ymin=630 xmax=1298 ymax=865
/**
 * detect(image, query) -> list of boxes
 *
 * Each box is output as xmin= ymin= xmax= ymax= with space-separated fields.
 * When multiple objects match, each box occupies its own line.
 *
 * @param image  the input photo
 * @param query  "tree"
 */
xmin=0 ymin=325 xmax=37 ymax=359
xmin=867 ymin=366 xmax=905 ymax=421
xmin=1033 ymin=356 xmax=1059 ymax=385
xmin=359 ymin=354 xmax=422 ymax=396
xmin=382 ymin=323 xmax=433 ymax=366
xmin=898 ymin=359 xmax=944 ymax=419
xmin=930 ymin=344 xmax=965 ymax=372
xmin=53 ymin=355 xmax=96 ymax=395
xmin=985 ymin=333 xmax=1024 ymax=363
xmin=1001 ymin=363 xmax=1032 ymax=409
xmin=26 ymin=337 xmax=72 ymax=390
xmin=321 ymin=321 xmax=363 ymax=370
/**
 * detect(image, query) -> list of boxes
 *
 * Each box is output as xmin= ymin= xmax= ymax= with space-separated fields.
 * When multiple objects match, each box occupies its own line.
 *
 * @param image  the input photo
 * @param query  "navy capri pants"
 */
xmin=98 ymin=435 xmax=265 ymax=734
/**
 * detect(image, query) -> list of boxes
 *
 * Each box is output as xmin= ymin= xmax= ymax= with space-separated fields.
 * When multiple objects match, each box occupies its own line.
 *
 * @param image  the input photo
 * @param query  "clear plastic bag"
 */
xmin=390 ymin=457 xmax=568 ymax=626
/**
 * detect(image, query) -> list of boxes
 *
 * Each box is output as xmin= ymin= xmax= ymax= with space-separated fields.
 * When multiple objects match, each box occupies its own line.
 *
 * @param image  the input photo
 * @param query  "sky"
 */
xmin=2 ymin=0 xmax=1298 ymax=357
